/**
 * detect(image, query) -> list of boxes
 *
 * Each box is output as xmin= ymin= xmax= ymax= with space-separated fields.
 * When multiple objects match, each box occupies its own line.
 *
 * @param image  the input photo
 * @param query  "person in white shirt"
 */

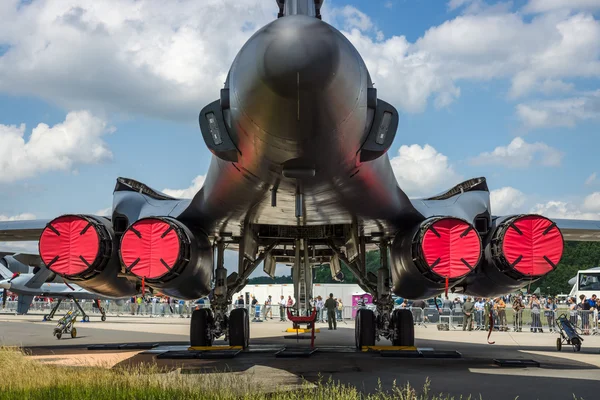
xmin=279 ymin=295 xmax=287 ymax=321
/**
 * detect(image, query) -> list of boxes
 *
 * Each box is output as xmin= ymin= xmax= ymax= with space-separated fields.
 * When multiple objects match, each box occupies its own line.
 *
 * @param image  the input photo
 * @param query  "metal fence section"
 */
xmin=1 ymin=300 xmax=599 ymax=335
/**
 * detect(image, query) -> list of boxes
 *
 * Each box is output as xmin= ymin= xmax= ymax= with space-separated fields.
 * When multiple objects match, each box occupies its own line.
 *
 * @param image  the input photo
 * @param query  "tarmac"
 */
xmin=1 ymin=313 xmax=599 ymax=399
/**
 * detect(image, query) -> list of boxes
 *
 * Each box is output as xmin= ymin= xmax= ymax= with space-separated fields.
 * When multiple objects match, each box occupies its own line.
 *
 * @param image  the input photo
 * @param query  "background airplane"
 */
xmin=0 ymin=252 xmax=125 ymax=321
xmin=0 ymin=0 xmax=599 ymax=350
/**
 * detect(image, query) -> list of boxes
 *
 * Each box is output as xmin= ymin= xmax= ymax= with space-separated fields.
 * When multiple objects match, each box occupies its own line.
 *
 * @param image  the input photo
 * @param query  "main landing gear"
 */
xmin=333 ymin=238 xmax=415 ymax=349
xmin=190 ymin=238 xmax=271 ymax=349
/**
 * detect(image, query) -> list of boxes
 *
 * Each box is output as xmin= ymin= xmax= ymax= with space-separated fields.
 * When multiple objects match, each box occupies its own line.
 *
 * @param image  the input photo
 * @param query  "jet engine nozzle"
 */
xmin=120 ymin=217 xmax=213 ymax=299
xmin=38 ymin=214 xmax=136 ymax=298
xmin=40 ymin=215 xmax=112 ymax=279
xmin=390 ymin=217 xmax=482 ymax=299
xmin=464 ymin=214 xmax=564 ymax=297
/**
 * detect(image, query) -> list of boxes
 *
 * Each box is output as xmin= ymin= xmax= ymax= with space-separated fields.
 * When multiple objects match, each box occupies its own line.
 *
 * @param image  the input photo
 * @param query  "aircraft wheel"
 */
xmin=229 ymin=308 xmax=250 ymax=348
xmin=83 ymin=316 xmax=90 ymax=322
xmin=355 ymin=309 xmax=375 ymax=349
xmin=43 ymin=315 xmax=49 ymax=321
xmin=556 ymin=338 xmax=562 ymax=351
xmin=190 ymin=308 xmax=213 ymax=347
xmin=391 ymin=309 xmax=415 ymax=347
xmin=56 ymin=332 xmax=62 ymax=340
xmin=71 ymin=328 xmax=77 ymax=338
xmin=101 ymin=315 xmax=106 ymax=322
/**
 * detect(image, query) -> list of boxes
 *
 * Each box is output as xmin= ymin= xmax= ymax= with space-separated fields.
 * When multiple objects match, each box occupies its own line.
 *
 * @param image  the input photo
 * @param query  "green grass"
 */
xmin=0 ymin=347 xmax=496 ymax=400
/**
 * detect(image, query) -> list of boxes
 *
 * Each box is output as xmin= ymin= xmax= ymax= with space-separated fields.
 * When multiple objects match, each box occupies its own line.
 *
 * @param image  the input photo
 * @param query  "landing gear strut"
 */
xmin=332 ymin=238 xmax=414 ymax=349
xmin=190 ymin=238 xmax=273 ymax=348
xmin=44 ymin=298 xmax=92 ymax=323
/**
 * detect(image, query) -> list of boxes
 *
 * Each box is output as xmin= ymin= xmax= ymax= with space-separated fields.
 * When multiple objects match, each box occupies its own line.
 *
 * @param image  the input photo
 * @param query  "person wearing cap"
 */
xmin=324 ymin=293 xmax=337 ymax=330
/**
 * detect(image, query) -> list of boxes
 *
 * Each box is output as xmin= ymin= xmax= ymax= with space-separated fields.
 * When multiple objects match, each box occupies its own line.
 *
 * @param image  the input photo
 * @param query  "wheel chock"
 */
xmin=285 ymin=328 xmax=320 ymax=333
xmin=361 ymin=346 xmax=417 ymax=352
xmin=187 ymin=345 xmax=243 ymax=351
xmin=494 ymin=359 xmax=539 ymax=368
xmin=275 ymin=348 xmax=317 ymax=358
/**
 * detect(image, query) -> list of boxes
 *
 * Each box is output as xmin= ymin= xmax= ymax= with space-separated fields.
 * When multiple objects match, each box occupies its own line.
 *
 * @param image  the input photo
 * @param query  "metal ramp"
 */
xmin=157 ymin=346 xmax=243 ymax=360
xmin=494 ymin=359 xmax=540 ymax=367
xmin=275 ymin=347 xmax=317 ymax=358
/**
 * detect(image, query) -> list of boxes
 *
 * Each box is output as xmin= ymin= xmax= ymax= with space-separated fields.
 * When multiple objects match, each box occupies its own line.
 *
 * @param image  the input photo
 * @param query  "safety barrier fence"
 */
xmin=1 ymin=300 xmax=598 ymax=334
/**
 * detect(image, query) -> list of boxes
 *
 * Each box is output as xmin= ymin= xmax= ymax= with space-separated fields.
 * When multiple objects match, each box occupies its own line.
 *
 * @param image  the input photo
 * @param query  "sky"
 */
xmin=1 ymin=0 xmax=600 ymax=272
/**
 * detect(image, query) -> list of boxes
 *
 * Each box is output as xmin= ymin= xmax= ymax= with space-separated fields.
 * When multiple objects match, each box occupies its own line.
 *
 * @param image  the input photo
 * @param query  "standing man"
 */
xmin=251 ymin=295 xmax=258 ymax=319
xmin=279 ymin=295 xmax=286 ymax=321
xmin=512 ymin=294 xmax=525 ymax=332
xmin=462 ymin=297 xmax=474 ymax=331
xmin=265 ymin=295 xmax=273 ymax=320
xmin=336 ymin=298 xmax=344 ymax=321
xmin=496 ymin=297 xmax=507 ymax=331
xmin=325 ymin=293 xmax=337 ymax=330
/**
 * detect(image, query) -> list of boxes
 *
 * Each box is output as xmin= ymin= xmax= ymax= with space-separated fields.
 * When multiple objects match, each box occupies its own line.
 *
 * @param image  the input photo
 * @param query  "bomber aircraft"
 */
xmin=1 ymin=0 xmax=600 ymax=348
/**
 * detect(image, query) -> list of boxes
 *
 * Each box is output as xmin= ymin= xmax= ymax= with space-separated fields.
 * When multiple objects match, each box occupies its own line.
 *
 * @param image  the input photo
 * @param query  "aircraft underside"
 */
xmin=1 ymin=0 xmax=598 ymax=349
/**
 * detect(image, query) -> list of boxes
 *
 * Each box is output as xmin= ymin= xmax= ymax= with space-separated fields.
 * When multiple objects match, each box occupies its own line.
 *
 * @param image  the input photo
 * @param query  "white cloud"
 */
xmin=162 ymin=175 xmax=206 ymax=199
xmin=471 ymin=137 xmax=562 ymax=168
xmin=585 ymin=173 xmax=597 ymax=186
xmin=583 ymin=192 xmax=600 ymax=212
xmin=516 ymin=91 xmax=600 ymax=129
xmin=0 ymin=213 xmax=36 ymax=221
xmin=0 ymin=1 xmax=597 ymax=122
xmin=524 ymin=0 xmax=600 ymax=14
xmin=0 ymin=111 xmax=113 ymax=183
xmin=530 ymin=200 xmax=600 ymax=220
xmin=448 ymin=0 xmax=512 ymax=15
xmin=390 ymin=144 xmax=461 ymax=197
xmin=490 ymin=187 xmax=526 ymax=215
xmin=0 ymin=0 xmax=274 ymax=121
xmin=486 ymin=189 xmax=600 ymax=220
xmin=539 ymin=79 xmax=574 ymax=95
xmin=384 ymin=1 xmax=394 ymax=9
xmin=0 ymin=213 xmax=38 ymax=253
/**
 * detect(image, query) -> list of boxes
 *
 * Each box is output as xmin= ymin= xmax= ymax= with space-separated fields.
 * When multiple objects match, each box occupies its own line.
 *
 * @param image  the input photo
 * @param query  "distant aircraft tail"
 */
xmin=0 ymin=259 xmax=13 ymax=280
xmin=16 ymin=295 xmax=34 ymax=315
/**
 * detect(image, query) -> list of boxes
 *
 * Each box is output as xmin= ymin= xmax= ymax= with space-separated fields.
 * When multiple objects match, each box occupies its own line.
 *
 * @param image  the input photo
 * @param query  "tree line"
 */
xmin=246 ymin=241 xmax=600 ymax=296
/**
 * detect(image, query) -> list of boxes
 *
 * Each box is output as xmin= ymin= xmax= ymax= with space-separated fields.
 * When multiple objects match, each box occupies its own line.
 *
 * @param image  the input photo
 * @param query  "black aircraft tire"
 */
xmin=556 ymin=338 xmax=562 ymax=351
xmin=391 ymin=309 xmax=415 ymax=347
xmin=355 ymin=309 xmax=376 ymax=349
xmin=229 ymin=308 xmax=249 ymax=348
xmin=190 ymin=309 xmax=213 ymax=347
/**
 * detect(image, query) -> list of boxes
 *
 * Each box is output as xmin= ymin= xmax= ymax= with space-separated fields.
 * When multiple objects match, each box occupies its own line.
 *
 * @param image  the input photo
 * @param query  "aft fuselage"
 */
xmin=182 ymin=15 xmax=419 ymax=237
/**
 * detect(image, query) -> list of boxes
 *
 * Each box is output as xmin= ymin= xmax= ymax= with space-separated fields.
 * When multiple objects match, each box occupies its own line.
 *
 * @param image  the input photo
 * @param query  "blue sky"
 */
xmin=1 ymin=0 xmax=600 ymax=264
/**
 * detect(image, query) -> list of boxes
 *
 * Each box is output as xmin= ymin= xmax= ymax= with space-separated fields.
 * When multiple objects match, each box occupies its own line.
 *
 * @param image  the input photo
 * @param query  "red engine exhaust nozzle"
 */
xmin=418 ymin=217 xmax=482 ymax=280
xmin=120 ymin=218 xmax=184 ymax=280
xmin=499 ymin=215 xmax=563 ymax=277
xmin=39 ymin=215 xmax=103 ymax=277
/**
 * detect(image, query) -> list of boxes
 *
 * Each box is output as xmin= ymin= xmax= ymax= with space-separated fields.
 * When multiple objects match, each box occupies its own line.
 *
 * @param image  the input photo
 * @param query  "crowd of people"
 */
xmin=403 ymin=293 xmax=599 ymax=333
xmin=7 ymin=291 xmax=598 ymax=336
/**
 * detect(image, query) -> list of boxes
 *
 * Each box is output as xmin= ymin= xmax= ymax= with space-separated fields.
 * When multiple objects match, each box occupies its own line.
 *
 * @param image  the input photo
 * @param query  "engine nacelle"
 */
xmin=390 ymin=217 xmax=482 ymax=299
xmin=119 ymin=217 xmax=213 ymax=300
xmin=39 ymin=215 xmax=137 ymax=298
xmin=464 ymin=214 xmax=564 ymax=297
